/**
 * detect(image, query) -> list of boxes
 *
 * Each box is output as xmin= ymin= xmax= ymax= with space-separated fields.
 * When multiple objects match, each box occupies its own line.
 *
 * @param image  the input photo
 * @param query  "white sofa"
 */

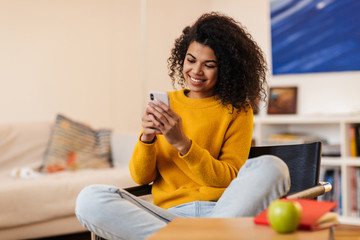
xmin=0 ymin=121 xmax=139 ymax=240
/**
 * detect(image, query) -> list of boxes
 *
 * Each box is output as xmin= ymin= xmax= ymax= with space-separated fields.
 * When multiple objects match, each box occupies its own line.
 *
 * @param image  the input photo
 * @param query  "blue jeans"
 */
xmin=75 ymin=155 xmax=290 ymax=240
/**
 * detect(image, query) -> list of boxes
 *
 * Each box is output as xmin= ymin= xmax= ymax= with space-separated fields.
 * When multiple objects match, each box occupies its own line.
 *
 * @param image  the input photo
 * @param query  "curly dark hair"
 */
xmin=168 ymin=12 xmax=268 ymax=112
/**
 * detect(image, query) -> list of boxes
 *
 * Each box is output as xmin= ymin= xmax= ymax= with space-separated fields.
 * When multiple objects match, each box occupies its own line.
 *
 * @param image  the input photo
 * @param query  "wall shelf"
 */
xmin=253 ymin=115 xmax=360 ymax=225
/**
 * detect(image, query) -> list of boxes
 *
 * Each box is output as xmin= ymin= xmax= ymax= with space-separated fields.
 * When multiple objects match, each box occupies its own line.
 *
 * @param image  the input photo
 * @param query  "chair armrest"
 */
xmin=124 ymin=182 xmax=333 ymax=199
xmin=124 ymin=184 xmax=152 ymax=197
xmin=286 ymin=182 xmax=332 ymax=199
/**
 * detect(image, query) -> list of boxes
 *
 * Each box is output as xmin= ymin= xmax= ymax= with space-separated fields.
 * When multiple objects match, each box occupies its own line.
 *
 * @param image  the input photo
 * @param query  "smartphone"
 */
xmin=149 ymin=91 xmax=170 ymax=107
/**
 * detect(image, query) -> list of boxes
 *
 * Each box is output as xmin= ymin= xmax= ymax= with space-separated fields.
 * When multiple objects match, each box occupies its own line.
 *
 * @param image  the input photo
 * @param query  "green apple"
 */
xmin=267 ymin=199 xmax=302 ymax=233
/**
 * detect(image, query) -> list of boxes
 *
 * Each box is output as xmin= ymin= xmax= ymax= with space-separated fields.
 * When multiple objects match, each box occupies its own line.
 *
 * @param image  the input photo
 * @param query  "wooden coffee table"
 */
xmin=147 ymin=218 xmax=332 ymax=240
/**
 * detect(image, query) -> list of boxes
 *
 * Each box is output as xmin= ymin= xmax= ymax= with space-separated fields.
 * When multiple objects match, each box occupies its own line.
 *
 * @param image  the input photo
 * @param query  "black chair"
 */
xmin=91 ymin=141 xmax=331 ymax=240
xmin=249 ymin=141 xmax=331 ymax=199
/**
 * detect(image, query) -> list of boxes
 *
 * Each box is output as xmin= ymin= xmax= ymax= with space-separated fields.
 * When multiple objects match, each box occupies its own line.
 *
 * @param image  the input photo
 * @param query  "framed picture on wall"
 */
xmin=267 ymin=87 xmax=297 ymax=114
xmin=270 ymin=0 xmax=360 ymax=75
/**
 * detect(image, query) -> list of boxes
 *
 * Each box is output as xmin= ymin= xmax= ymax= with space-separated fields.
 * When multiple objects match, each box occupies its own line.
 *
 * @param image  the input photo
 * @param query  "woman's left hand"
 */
xmin=147 ymin=100 xmax=191 ymax=155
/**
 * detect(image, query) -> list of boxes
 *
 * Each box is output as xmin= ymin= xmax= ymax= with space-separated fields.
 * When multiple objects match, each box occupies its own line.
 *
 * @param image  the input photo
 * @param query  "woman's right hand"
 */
xmin=140 ymin=105 xmax=161 ymax=143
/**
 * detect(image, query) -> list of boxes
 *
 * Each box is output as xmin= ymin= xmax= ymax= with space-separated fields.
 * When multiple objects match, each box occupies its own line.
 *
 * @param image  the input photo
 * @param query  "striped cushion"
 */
xmin=41 ymin=114 xmax=112 ymax=173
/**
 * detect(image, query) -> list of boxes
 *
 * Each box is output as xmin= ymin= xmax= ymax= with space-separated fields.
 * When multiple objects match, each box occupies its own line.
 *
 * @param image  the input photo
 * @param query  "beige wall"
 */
xmin=1 ymin=0 xmax=359 ymax=134
xmin=0 ymin=0 xmax=142 ymax=133
xmin=144 ymin=0 xmax=211 ymax=94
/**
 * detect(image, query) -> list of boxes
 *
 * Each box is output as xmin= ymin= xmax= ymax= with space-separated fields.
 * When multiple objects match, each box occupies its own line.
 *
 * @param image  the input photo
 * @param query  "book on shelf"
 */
xmin=358 ymin=168 xmax=360 ymax=217
xmin=349 ymin=124 xmax=360 ymax=157
xmin=265 ymin=133 xmax=341 ymax=156
xmin=350 ymin=167 xmax=360 ymax=217
xmin=319 ymin=167 xmax=342 ymax=215
xmin=254 ymin=199 xmax=338 ymax=231
xmin=322 ymin=144 xmax=341 ymax=157
xmin=265 ymin=133 xmax=323 ymax=145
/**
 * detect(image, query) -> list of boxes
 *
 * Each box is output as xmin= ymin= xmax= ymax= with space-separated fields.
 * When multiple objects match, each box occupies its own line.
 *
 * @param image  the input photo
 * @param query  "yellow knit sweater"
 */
xmin=129 ymin=89 xmax=253 ymax=209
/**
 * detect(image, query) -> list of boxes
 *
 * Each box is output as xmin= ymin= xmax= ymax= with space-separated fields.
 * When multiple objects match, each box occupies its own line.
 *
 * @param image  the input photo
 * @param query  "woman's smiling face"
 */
xmin=182 ymin=41 xmax=218 ymax=99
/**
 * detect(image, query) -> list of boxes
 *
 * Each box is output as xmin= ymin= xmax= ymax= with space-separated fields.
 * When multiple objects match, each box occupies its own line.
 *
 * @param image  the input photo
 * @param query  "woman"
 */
xmin=76 ymin=12 xmax=290 ymax=240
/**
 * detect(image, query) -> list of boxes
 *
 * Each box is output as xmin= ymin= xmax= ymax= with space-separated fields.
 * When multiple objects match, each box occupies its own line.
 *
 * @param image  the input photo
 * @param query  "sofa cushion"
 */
xmin=0 ymin=121 xmax=52 ymax=175
xmin=41 ymin=114 xmax=112 ymax=173
xmin=0 ymin=168 xmax=136 ymax=228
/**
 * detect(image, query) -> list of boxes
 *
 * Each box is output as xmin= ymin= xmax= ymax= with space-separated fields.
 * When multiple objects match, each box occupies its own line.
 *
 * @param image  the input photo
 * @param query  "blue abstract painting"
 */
xmin=271 ymin=0 xmax=360 ymax=75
